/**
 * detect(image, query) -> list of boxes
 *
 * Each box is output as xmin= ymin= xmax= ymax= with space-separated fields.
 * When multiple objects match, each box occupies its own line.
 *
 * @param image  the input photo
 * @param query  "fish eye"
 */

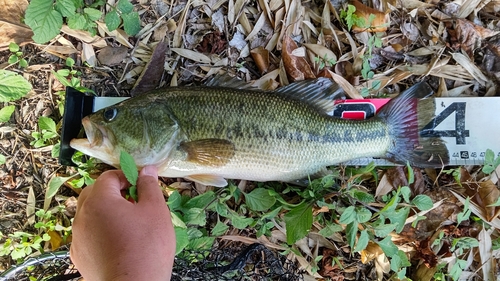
xmin=103 ymin=108 xmax=118 ymax=122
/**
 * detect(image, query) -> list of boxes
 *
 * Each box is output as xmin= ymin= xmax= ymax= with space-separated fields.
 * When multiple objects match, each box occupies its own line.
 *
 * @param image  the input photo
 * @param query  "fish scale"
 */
xmin=70 ymin=78 xmax=449 ymax=187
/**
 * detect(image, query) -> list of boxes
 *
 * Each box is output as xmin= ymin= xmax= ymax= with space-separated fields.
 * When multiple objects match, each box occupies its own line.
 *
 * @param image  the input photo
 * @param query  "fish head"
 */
xmin=70 ymin=98 xmax=180 ymax=168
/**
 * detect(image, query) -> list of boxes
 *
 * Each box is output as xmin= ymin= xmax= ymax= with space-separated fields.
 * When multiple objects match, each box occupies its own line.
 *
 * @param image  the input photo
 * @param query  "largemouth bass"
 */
xmin=70 ymin=77 xmax=449 ymax=187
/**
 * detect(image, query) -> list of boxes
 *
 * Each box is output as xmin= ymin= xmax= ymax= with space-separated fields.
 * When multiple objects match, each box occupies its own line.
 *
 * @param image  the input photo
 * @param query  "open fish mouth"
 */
xmin=70 ymin=117 xmax=117 ymax=165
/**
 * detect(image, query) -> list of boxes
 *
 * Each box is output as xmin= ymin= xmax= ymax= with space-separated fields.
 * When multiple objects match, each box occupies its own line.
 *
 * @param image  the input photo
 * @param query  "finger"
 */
xmin=136 ymin=166 xmax=164 ymax=204
xmin=75 ymin=184 xmax=93 ymax=215
xmin=90 ymin=170 xmax=130 ymax=199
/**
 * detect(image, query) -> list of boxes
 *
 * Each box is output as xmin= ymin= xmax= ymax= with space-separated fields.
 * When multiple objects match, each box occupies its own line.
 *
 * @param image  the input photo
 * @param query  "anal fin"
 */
xmin=185 ymin=174 xmax=228 ymax=187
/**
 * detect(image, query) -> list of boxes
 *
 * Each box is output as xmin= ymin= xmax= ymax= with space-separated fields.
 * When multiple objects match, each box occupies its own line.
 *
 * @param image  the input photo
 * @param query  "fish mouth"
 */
xmin=70 ymin=117 xmax=117 ymax=165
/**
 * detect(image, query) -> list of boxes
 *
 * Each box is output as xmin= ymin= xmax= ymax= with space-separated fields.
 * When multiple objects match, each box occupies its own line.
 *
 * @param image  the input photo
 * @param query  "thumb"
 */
xmin=136 ymin=166 xmax=163 ymax=204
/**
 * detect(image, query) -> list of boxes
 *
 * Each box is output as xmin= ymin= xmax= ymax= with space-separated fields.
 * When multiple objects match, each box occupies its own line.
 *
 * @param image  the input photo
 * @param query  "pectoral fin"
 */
xmin=185 ymin=174 xmax=228 ymax=187
xmin=179 ymin=139 xmax=235 ymax=167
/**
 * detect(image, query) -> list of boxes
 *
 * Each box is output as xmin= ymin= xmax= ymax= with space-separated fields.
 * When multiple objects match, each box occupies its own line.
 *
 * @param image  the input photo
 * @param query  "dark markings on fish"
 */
xmin=215 ymin=123 xmax=224 ymax=136
xmin=232 ymin=122 xmax=244 ymax=138
xmin=308 ymin=133 xmax=321 ymax=142
xmin=293 ymin=131 xmax=303 ymax=142
xmin=343 ymin=130 xmax=354 ymax=142
xmin=276 ymin=127 xmax=287 ymax=140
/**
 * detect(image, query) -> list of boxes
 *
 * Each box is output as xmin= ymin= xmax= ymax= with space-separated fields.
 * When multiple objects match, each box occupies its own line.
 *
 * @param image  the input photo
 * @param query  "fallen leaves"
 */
xmin=282 ymin=35 xmax=316 ymax=81
xmin=351 ymin=0 xmax=389 ymax=33
xmin=0 ymin=0 xmax=33 ymax=49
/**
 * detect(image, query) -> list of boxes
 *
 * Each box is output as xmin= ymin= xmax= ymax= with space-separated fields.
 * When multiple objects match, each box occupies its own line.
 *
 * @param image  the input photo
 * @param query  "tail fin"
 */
xmin=378 ymin=83 xmax=449 ymax=167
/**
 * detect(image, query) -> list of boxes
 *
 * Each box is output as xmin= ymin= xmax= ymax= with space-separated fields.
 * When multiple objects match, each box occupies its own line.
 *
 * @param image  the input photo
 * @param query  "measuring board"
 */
xmin=59 ymin=87 xmax=500 ymax=167
xmin=333 ymin=97 xmax=499 ymax=166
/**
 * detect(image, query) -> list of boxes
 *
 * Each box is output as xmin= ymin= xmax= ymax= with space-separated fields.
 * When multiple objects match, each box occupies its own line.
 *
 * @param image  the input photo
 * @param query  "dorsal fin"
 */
xmin=204 ymin=74 xmax=254 ymax=89
xmin=273 ymin=78 xmax=345 ymax=114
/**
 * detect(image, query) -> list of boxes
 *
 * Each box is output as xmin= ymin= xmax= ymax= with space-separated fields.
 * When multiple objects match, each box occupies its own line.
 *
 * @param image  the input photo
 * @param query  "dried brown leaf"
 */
xmin=0 ymin=22 xmax=33 ymax=50
xmin=171 ymin=48 xmax=212 ymax=64
xmin=250 ymin=46 xmax=270 ymax=74
xmin=478 ymin=180 xmax=500 ymax=221
xmin=324 ymin=70 xmax=361 ymax=99
xmin=481 ymin=35 xmax=500 ymax=82
xmin=282 ymin=35 xmax=316 ymax=81
xmin=318 ymin=248 xmax=346 ymax=280
xmin=173 ymin=0 xmax=191 ymax=48
xmin=97 ymin=46 xmax=128 ymax=66
xmin=82 ymin=42 xmax=96 ymax=67
xmin=131 ymin=41 xmax=167 ymax=96
xmin=451 ymin=19 xmax=499 ymax=57
xmin=384 ymin=166 xmax=425 ymax=196
xmin=0 ymin=0 xmax=32 ymax=49
xmin=478 ymin=228 xmax=494 ymax=281
xmin=351 ymin=0 xmax=389 ymax=33
xmin=375 ymin=173 xmax=394 ymax=197
xmin=26 ymin=186 xmax=35 ymax=225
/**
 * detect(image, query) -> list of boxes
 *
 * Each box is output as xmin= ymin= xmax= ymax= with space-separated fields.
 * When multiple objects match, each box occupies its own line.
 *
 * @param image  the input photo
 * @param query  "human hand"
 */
xmin=70 ymin=166 xmax=175 ymax=281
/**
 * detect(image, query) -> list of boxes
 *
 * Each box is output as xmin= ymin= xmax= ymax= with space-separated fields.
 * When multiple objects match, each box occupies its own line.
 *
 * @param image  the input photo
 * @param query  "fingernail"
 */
xmin=141 ymin=166 xmax=158 ymax=177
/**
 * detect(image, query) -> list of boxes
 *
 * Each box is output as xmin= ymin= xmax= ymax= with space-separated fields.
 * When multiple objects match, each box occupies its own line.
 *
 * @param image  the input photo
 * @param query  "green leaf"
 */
xmin=230 ymin=213 xmax=253 ymax=229
xmin=170 ymin=212 xmax=186 ymax=228
xmin=184 ymin=191 xmax=215 ymax=210
xmin=0 ymin=154 xmax=6 ymax=165
xmin=119 ymin=150 xmax=138 ymax=185
xmin=355 ymin=207 xmax=372 ymax=223
xmin=187 ymin=236 xmax=214 ymax=251
xmin=451 ymin=237 xmax=479 ymax=253
xmin=377 ymin=236 xmax=398 ymax=257
xmin=117 ymin=0 xmax=134 ymax=13
xmin=354 ymin=229 xmax=369 ymax=252
xmin=19 ymin=59 xmax=28 ymax=68
xmin=51 ymin=142 xmax=60 ymax=158
xmin=57 ymin=69 xmax=71 ymax=77
xmin=244 ymin=188 xmax=276 ymax=211
xmin=38 ymin=116 xmax=57 ymax=133
xmin=0 ymin=70 xmax=32 ymax=102
xmin=373 ymin=223 xmax=397 ymax=238
xmin=25 ymin=0 xmax=63 ymax=43
xmin=211 ymin=220 xmax=229 ymax=236
xmin=174 ymin=226 xmax=188 ymax=255
xmin=412 ymin=195 xmax=433 ymax=211
xmin=284 ymin=201 xmax=313 ymax=245
xmin=449 ymin=259 xmax=467 ymax=281
xmin=167 ymin=191 xmax=182 ymax=210
xmin=47 ymin=175 xmax=74 ymax=199
xmin=350 ymin=189 xmax=374 ymax=203
xmin=9 ymin=42 xmax=19 ymax=52
xmin=67 ymin=13 xmax=87 ymax=30
xmin=400 ymin=186 xmax=411 ymax=203
xmin=457 ymin=197 xmax=471 ymax=225
xmin=485 ymin=149 xmax=494 ymax=164
xmin=318 ymin=222 xmax=343 ymax=237
xmin=0 ymin=106 xmax=15 ymax=122
xmin=185 ymin=207 xmax=206 ymax=226
xmin=128 ymin=186 xmax=138 ymax=202
xmin=66 ymin=57 xmax=75 ymax=68
xmin=405 ymin=162 xmax=415 ymax=184
xmin=339 ymin=206 xmax=356 ymax=224
xmin=122 ymin=11 xmax=141 ymax=36
xmin=55 ymin=0 xmax=76 ymax=17
xmin=261 ymin=206 xmax=281 ymax=220
xmin=388 ymin=206 xmax=410 ymax=233
xmin=8 ymin=55 xmax=18 ymax=64
xmin=105 ymin=10 xmax=121 ymax=31
xmin=84 ymin=8 xmax=102 ymax=21
xmin=345 ymin=221 xmax=357 ymax=249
